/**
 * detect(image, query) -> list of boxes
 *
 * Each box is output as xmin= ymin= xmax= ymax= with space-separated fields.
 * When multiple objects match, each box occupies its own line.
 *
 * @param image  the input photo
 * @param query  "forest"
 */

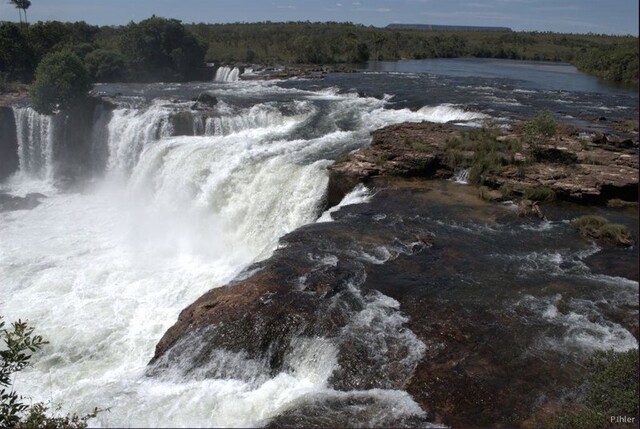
xmin=1 ymin=18 xmax=638 ymax=87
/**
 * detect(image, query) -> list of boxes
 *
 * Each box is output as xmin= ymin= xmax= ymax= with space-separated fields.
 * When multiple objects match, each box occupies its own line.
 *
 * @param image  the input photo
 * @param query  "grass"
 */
xmin=444 ymin=127 xmax=522 ymax=185
xmin=478 ymin=186 xmax=492 ymax=201
xmin=607 ymin=199 xmax=638 ymax=208
xmin=523 ymin=186 xmax=556 ymax=202
xmin=534 ymin=349 xmax=639 ymax=429
xmin=572 ymin=215 xmax=632 ymax=246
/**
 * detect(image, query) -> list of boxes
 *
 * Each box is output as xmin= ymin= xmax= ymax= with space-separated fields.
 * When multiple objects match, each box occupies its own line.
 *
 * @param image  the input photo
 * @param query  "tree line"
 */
xmin=1 ymin=18 xmax=638 ymax=113
xmin=188 ymin=22 xmax=637 ymax=85
xmin=0 ymin=17 xmax=206 ymax=84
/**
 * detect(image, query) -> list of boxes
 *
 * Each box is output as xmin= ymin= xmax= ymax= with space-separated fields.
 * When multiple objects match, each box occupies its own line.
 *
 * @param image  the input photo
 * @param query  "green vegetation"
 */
xmin=30 ymin=51 xmax=90 ymax=114
xmin=523 ymin=186 xmax=556 ymax=202
xmin=537 ymin=349 xmax=639 ymax=429
xmin=9 ymin=0 xmax=31 ymax=26
xmin=1 ymin=316 xmax=100 ymax=428
xmin=524 ymin=110 xmax=557 ymax=156
xmin=118 ymin=17 xmax=206 ymax=82
xmin=572 ymin=215 xmax=632 ymax=246
xmin=444 ymin=126 xmax=523 ymax=184
xmin=84 ymin=49 xmax=126 ymax=82
xmin=522 ymin=111 xmax=580 ymax=164
xmin=0 ymin=19 xmax=638 ymax=89
xmin=0 ymin=17 xmax=207 ymax=87
xmin=187 ymin=22 xmax=638 ymax=85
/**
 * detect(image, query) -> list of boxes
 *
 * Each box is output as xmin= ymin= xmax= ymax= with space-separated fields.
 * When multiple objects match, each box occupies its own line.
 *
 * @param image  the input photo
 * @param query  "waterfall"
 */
xmin=214 ymin=66 xmax=241 ymax=82
xmin=203 ymin=103 xmax=304 ymax=136
xmin=1 ymin=83 xmax=496 ymax=427
xmin=12 ymin=107 xmax=55 ymax=180
xmin=453 ymin=168 xmax=470 ymax=184
xmin=105 ymin=103 xmax=174 ymax=175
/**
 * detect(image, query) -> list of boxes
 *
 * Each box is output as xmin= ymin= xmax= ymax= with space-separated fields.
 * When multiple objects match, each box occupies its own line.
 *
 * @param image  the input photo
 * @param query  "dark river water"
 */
xmin=1 ymin=59 xmax=637 ymax=427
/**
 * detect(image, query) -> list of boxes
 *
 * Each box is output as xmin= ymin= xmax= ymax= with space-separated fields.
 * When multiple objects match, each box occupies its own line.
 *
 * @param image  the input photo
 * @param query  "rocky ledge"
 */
xmin=328 ymin=122 xmax=639 ymax=207
xmin=150 ymin=179 xmax=638 ymax=427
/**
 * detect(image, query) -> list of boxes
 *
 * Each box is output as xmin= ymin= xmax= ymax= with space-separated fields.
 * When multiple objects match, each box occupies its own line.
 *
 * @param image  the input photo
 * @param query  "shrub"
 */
xmin=1 ymin=316 xmax=101 ymax=428
xmin=444 ymin=126 xmax=520 ymax=184
xmin=530 ymin=147 xmax=579 ymax=164
xmin=468 ymin=152 xmax=504 ymax=184
xmin=572 ymin=215 xmax=632 ymax=246
xmin=499 ymin=183 xmax=516 ymax=199
xmin=523 ymin=186 xmax=556 ymax=202
xmin=524 ymin=110 xmax=557 ymax=150
xmin=30 ymin=51 xmax=90 ymax=114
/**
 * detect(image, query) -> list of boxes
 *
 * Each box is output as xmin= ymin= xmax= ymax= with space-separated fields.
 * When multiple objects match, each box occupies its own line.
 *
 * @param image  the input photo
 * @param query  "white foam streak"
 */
xmin=318 ymin=183 xmax=372 ymax=222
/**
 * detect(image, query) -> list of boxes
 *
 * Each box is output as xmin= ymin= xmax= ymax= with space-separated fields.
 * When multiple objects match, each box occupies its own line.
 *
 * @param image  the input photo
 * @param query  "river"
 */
xmin=0 ymin=59 xmax=637 ymax=427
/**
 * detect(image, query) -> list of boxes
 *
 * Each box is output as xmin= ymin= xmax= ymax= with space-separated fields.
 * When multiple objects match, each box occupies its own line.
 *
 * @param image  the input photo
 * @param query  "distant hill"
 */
xmin=387 ymin=24 xmax=512 ymax=32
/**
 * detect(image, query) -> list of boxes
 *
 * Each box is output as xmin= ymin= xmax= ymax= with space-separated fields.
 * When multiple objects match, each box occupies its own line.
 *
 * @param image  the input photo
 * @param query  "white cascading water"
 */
xmin=214 ymin=66 xmax=241 ymax=82
xmin=452 ymin=168 xmax=470 ymax=184
xmin=1 ymin=81 xmax=495 ymax=427
xmin=106 ymin=104 xmax=174 ymax=175
xmin=204 ymin=101 xmax=310 ymax=137
xmin=12 ymin=107 xmax=55 ymax=180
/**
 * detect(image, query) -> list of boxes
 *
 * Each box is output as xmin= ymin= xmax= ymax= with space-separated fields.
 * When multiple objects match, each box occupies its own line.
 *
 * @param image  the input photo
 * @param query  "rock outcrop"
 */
xmin=150 ymin=179 xmax=638 ymax=427
xmin=328 ymin=121 xmax=639 ymax=206
xmin=0 ymin=106 xmax=19 ymax=181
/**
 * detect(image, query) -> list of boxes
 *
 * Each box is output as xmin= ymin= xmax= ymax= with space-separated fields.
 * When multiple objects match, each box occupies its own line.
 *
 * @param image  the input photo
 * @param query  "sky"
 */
xmin=0 ymin=0 xmax=638 ymax=35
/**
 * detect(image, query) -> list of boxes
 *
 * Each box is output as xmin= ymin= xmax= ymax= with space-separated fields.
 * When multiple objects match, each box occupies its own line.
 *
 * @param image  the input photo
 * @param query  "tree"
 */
xmin=30 ymin=51 xmax=90 ymax=115
xmin=0 ymin=23 xmax=36 ymax=81
xmin=1 ymin=317 xmax=100 ymax=428
xmin=118 ymin=16 xmax=206 ymax=82
xmin=9 ymin=0 xmax=23 ymax=24
xmin=84 ymin=49 xmax=126 ymax=82
xmin=10 ymin=0 xmax=31 ymax=25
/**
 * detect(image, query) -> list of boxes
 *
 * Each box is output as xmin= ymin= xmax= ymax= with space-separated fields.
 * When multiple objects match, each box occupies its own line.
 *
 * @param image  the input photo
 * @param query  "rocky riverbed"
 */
xmin=151 ymin=120 xmax=638 ymax=427
xmin=328 ymin=121 xmax=638 ymax=206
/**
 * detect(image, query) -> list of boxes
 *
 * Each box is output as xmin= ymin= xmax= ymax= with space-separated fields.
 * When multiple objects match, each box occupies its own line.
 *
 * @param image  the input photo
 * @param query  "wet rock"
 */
xmin=517 ymin=199 xmax=545 ymax=219
xmin=169 ymin=111 xmax=195 ymax=136
xmin=191 ymin=93 xmax=218 ymax=107
xmin=0 ymin=192 xmax=46 ymax=212
xmin=266 ymin=393 xmax=433 ymax=428
xmin=327 ymin=123 xmax=453 ymax=206
xmin=151 ymin=179 xmax=638 ymax=428
xmin=0 ymin=106 xmax=19 ymax=180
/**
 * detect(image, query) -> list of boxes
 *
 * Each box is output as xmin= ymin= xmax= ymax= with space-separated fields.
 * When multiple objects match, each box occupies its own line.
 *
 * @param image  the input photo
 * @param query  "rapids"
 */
xmin=1 ymin=62 xmax=638 ymax=427
xmin=1 ymin=79 xmax=486 ymax=427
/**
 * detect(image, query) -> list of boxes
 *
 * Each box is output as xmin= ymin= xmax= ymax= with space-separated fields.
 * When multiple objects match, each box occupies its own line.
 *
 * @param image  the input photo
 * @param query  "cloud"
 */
xmin=376 ymin=8 xmax=392 ymax=12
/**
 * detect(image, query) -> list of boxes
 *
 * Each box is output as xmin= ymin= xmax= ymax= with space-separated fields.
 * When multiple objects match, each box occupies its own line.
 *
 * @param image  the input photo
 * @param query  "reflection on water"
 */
xmin=363 ymin=58 xmax=630 ymax=93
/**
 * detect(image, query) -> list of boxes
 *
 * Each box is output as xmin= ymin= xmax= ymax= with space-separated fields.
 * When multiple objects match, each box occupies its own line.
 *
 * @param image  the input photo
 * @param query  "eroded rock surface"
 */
xmin=150 ymin=179 xmax=638 ymax=428
xmin=328 ymin=121 xmax=639 ymax=206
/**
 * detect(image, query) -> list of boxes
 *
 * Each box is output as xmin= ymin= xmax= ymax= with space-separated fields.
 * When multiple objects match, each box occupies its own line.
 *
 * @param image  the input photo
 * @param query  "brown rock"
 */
xmin=329 ymin=121 xmax=638 ymax=207
xmin=517 ymin=199 xmax=544 ymax=219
